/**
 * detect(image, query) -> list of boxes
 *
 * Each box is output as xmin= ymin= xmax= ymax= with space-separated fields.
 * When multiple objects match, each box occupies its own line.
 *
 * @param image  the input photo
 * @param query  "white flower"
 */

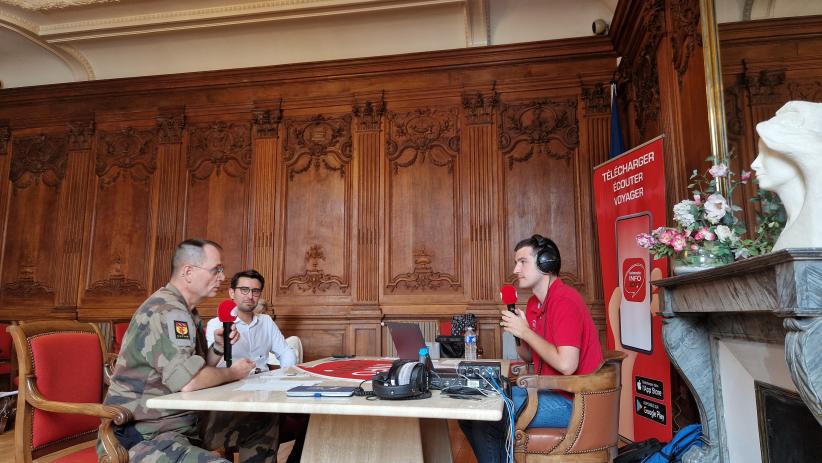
xmin=673 ymin=200 xmax=696 ymax=228
xmin=715 ymin=225 xmax=732 ymax=242
xmin=734 ymin=247 xmax=751 ymax=259
xmin=704 ymin=193 xmax=729 ymax=224
xmin=709 ymin=164 xmax=729 ymax=178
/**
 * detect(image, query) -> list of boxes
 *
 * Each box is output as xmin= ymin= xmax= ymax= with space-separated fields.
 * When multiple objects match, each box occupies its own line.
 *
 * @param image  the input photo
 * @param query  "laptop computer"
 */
xmin=386 ymin=322 xmax=455 ymax=373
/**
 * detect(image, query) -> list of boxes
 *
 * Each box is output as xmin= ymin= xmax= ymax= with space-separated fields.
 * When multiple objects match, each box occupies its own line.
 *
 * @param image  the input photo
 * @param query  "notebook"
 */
xmin=286 ymin=385 xmax=359 ymax=397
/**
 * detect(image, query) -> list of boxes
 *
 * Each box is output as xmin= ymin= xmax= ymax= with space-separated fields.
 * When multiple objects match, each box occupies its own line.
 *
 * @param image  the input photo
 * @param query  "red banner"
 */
xmin=593 ymin=136 xmax=672 ymax=442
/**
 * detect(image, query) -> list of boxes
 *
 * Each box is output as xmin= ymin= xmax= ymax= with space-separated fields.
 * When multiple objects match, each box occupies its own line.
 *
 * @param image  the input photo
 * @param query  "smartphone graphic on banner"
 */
xmin=615 ymin=212 xmax=653 ymax=353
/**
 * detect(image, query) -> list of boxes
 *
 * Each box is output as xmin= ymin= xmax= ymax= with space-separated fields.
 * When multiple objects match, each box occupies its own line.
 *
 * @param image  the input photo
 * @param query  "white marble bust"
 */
xmin=752 ymin=100 xmax=822 ymax=251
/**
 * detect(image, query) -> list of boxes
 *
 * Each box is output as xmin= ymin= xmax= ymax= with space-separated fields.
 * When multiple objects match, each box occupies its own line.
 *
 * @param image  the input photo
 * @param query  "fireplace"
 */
xmin=654 ymin=249 xmax=822 ymax=463
xmin=755 ymin=381 xmax=822 ymax=462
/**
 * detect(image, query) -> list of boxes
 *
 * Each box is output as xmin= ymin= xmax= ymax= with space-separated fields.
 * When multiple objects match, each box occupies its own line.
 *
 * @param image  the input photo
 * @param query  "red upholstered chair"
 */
xmin=0 ymin=323 xmax=13 ymax=390
xmin=112 ymin=322 xmax=129 ymax=355
xmin=513 ymin=350 xmax=626 ymax=463
xmin=9 ymin=321 xmax=132 ymax=463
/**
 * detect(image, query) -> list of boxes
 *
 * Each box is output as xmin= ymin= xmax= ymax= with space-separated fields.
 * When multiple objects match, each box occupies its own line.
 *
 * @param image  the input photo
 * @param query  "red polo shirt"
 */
xmin=525 ymin=278 xmax=603 ymax=378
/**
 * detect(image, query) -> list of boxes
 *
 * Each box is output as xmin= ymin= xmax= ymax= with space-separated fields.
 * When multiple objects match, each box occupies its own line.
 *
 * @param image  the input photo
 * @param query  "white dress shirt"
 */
xmin=205 ymin=313 xmax=297 ymax=370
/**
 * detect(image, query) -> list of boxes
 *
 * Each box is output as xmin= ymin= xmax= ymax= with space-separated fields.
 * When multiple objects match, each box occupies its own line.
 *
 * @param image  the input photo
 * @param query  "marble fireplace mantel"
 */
xmin=654 ymin=249 xmax=821 ymax=463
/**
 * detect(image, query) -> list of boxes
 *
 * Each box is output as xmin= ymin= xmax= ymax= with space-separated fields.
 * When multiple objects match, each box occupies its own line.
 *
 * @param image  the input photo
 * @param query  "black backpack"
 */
xmin=614 ymin=438 xmax=665 ymax=463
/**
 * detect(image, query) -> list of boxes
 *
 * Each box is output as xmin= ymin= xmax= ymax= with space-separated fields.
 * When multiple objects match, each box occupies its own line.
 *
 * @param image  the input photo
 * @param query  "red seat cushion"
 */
xmin=30 ymin=332 xmax=102 ymax=450
xmin=0 ymin=362 xmax=10 ymax=375
xmin=0 ymin=323 xmax=12 ymax=361
xmin=113 ymin=322 xmax=129 ymax=354
xmin=52 ymin=445 xmax=98 ymax=462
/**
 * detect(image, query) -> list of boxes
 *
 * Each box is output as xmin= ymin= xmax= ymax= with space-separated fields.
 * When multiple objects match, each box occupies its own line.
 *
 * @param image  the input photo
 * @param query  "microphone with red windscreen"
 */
xmin=217 ymin=299 xmax=237 ymax=367
xmin=500 ymin=284 xmax=521 ymax=346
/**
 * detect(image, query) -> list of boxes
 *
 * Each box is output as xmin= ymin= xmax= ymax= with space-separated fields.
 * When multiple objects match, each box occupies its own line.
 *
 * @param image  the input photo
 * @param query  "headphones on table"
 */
xmin=372 ymin=359 xmax=431 ymax=400
xmin=532 ymin=234 xmax=561 ymax=275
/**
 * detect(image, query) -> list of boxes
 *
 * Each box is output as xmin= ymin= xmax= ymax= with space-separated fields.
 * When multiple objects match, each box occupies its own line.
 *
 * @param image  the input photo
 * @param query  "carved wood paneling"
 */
xmin=156 ymin=111 xmax=185 ymax=145
xmin=499 ymin=97 xmax=584 ymax=291
xmin=185 ymin=121 xmax=253 ymax=281
xmin=278 ymin=114 xmax=352 ymax=298
xmin=0 ymin=124 xmax=9 ymax=155
xmin=353 ymin=100 xmax=382 ymax=303
xmin=463 ymin=91 xmax=499 ymax=301
xmin=84 ymin=127 xmax=157 ymax=302
xmin=669 ymin=0 xmax=702 ymax=85
xmin=68 ymin=120 xmax=95 ymax=151
xmin=2 ymin=135 xmax=68 ymax=303
xmin=384 ymin=107 xmax=463 ymax=297
xmin=251 ymin=108 xmax=281 ymax=299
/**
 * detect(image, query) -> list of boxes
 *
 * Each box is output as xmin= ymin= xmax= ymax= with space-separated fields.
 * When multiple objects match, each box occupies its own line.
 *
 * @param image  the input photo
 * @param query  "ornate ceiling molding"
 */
xmin=0 ymin=0 xmax=119 ymax=10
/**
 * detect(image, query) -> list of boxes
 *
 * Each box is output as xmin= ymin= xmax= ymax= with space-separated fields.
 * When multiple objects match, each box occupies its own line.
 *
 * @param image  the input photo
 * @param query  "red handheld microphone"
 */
xmin=500 ymin=285 xmax=521 ymax=346
xmin=217 ymin=299 xmax=237 ymax=367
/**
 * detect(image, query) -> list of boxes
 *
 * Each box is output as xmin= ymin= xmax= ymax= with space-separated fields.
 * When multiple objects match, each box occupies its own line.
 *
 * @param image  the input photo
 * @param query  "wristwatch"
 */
xmin=211 ymin=344 xmax=224 ymax=356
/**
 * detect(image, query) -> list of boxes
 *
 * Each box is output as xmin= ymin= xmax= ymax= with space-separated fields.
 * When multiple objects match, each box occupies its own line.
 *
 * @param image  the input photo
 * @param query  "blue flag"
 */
xmin=609 ymin=82 xmax=626 ymax=158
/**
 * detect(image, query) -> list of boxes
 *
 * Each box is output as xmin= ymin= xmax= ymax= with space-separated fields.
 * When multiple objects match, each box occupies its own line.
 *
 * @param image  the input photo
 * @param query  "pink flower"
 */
xmin=693 ymin=193 xmax=702 ymax=205
xmin=709 ymin=164 xmax=729 ymax=178
xmin=704 ymin=193 xmax=729 ymax=224
xmin=658 ymin=229 xmax=674 ymax=245
xmin=699 ymin=227 xmax=715 ymax=241
xmin=671 ymin=234 xmax=688 ymax=252
xmin=740 ymin=170 xmax=752 ymax=184
xmin=636 ymin=233 xmax=656 ymax=249
xmin=690 ymin=244 xmax=698 ymax=251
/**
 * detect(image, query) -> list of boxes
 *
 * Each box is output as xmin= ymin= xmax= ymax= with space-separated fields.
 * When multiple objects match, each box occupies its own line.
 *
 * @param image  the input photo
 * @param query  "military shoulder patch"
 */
xmin=173 ymin=321 xmax=190 ymax=340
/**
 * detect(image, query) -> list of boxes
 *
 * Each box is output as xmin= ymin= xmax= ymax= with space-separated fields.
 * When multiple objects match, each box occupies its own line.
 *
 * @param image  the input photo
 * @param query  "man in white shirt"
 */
xmin=206 ymin=269 xmax=297 ymax=371
xmin=205 ymin=269 xmax=304 ymax=463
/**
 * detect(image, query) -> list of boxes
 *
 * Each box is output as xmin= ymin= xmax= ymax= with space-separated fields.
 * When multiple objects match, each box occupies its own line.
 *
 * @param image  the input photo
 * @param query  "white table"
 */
xmin=146 ymin=358 xmax=505 ymax=463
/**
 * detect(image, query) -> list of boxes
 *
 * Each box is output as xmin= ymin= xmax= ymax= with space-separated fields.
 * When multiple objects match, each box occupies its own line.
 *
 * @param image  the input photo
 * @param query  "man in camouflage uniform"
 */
xmin=101 ymin=238 xmax=280 ymax=462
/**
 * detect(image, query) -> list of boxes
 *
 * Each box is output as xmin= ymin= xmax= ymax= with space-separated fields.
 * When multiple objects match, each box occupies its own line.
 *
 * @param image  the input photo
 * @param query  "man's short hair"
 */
xmin=231 ymin=269 xmax=265 ymax=290
xmin=514 ymin=234 xmax=562 ymax=275
xmin=172 ymin=239 xmax=223 ymax=274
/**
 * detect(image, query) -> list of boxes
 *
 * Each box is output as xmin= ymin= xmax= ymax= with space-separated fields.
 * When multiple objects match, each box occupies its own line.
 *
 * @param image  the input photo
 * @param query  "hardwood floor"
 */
xmin=0 ymin=420 xmax=479 ymax=462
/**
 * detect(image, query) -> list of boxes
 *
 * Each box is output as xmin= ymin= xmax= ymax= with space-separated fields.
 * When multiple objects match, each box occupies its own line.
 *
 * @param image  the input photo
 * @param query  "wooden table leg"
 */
xmin=301 ymin=415 xmax=453 ymax=463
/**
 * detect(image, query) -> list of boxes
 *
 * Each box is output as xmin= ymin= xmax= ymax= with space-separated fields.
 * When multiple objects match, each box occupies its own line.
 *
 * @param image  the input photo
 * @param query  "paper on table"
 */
xmin=236 ymin=379 xmax=321 ymax=392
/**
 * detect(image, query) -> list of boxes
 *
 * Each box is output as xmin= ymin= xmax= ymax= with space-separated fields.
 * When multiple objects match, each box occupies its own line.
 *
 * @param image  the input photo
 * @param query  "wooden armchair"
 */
xmin=513 ymin=350 xmax=626 ymax=463
xmin=9 ymin=321 xmax=133 ymax=463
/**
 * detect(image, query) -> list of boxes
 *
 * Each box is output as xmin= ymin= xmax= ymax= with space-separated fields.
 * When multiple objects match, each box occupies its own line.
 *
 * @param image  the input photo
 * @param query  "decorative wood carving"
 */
xmin=386 ymin=250 xmax=460 ymax=292
xmin=10 ymin=134 xmax=67 ymax=190
xmin=352 ymin=97 xmax=385 ymax=131
xmin=747 ymin=69 xmax=787 ymax=106
xmin=156 ymin=112 xmax=185 ymax=144
xmin=723 ymin=78 xmax=745 ymax=142
xmin=498 ymin=98 xmax=579 ymax=168
xmin=187 ymin=122 xmax=252 ymax=180
xmin=625 ymin=0 xmax=664 ymax=135
xmin=282 ymin=245 xmax=348 ymax=294
xmin=67 ymin=120 xmax=95 ymax=151
xmin=669 ymin=0 xmax=702 ymax=85
xmin=581 ymin=83 xmax=610 ymax=115
xmin=788 ymin=80 xmax=822 ymax=102
xmin=97 ymin=127 xmax=157 ymax=188
xmin=462 ymin=90 xmax=498 ymax=124
xmin=85 ymin=255 xmax=146 ymax=297
xmin=3 ymin=252 xmax=54 ymax=298
xmin=283 ymin=114 xmax=352 ymax=180
xmin=0 ymin=122 xmax=9 ymax=155
xmin=385 ymin=108 xmax=460 ymax=174
xmin=253 ymin=103 xmax=283 ymax=138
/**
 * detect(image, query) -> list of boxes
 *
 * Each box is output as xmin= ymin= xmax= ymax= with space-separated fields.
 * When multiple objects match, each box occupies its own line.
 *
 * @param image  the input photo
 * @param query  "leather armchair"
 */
xmin=513 ymin=350 xmax=626 ymax=463
xmin=9 ymin=321 xmax=133 ymax=463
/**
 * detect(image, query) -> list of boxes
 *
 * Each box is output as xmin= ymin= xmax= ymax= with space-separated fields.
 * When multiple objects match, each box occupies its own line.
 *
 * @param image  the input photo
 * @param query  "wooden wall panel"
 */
xmin=0 ymin=38 xmax=619 ymax=357
xmin=81 ymin=126 xmax=157 ymax=309
xmin=383 ymin=107 xmax=464 ymax=301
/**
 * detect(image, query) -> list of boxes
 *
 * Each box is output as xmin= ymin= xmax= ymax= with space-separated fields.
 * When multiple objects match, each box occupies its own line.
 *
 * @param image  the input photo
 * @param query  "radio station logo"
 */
xmin=622 ymin=258 xmax=646 ymax=302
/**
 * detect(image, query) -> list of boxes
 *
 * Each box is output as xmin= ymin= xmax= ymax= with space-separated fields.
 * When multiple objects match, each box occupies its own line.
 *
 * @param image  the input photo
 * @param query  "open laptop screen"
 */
xmin=386 ymin=322 xmax=427 ymax=360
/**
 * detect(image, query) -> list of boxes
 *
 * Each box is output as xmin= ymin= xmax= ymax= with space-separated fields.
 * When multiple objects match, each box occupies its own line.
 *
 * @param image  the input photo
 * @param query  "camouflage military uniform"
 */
xmin=100 ymin=284 xmax=280 ymax=462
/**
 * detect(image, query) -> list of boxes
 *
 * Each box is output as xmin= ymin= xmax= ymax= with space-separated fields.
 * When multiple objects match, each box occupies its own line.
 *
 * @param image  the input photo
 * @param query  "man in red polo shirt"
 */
xmin=459 ymin=234 xmax=602 ymax=463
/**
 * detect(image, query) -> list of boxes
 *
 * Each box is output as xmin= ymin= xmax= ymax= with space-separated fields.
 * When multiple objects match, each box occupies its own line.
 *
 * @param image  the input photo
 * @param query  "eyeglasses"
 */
xmin=234 ymin=286 xmax=262 ymax=296
xmin=191 ymin=264 xmax=225 ymax=276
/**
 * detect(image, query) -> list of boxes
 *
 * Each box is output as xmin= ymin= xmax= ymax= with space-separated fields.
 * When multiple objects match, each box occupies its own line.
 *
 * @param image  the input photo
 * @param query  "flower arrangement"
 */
xmin=636 ymin=155 xmax=785 ymax=270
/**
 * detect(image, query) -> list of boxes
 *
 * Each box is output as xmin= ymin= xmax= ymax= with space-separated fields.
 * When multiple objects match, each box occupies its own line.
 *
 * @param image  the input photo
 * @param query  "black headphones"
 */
xmin=532 ymin=234 xmax=561 ymax=275
xmin=372 ymin=359 xmax=431 ymax=400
